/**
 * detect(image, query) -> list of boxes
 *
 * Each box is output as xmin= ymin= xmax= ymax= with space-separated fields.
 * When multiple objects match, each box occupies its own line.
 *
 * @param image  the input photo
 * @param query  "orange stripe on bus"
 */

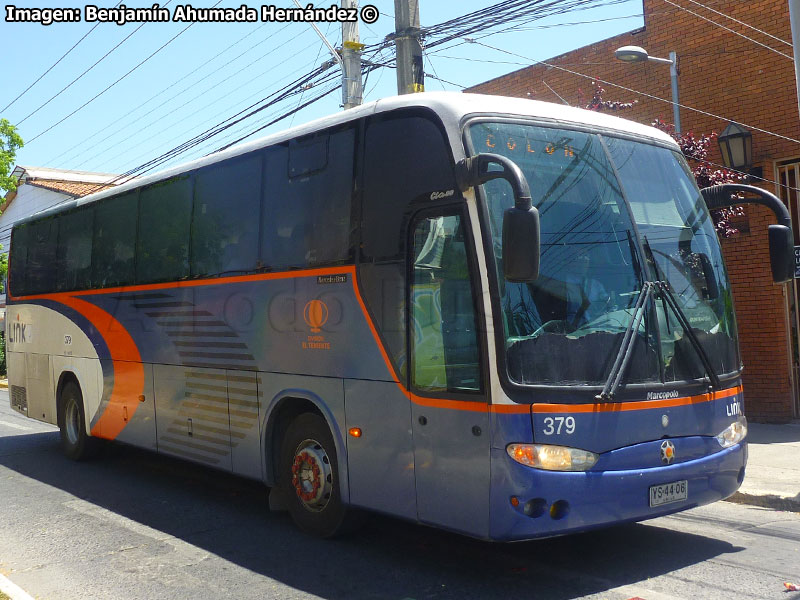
xmin=8 ymin=266 xmax=357 ymax=302
xmin=15 ymin=266 xmax=744 ymax=419
xmin=57 ymin=296 xmax=145 ymax=440
xmin=531 ymin=385 xmax=742 ymax=414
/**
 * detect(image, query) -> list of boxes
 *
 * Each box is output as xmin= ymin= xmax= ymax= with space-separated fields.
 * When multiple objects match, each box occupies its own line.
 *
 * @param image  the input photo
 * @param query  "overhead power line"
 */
xmin=660 ymin=0 xmax=793 ymax=60
xmin=72 ymin=24 xmax=298 ymax=171
xmin=470 ymin=39 xmax=800 ymax=146
xmin=111 ymin=62 xmax=337 ymax=181
xmin=680 ymin=0 xmax=791 ymax=47
xmin=0 ymin=1 xmax=123 ymax=113
xmin=96 ymin=41 xmax=324 ymax=173
xmin=15 ymin=0 xmax=171 ymax=126
xmin=27 ymin=2 xmax=220 ymax=145
xmin=45 ymin=21 xmax=272 ymax=166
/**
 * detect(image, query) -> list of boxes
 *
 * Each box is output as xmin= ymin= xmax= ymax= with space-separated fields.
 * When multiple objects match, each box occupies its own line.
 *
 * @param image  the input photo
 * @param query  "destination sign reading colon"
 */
xmin=484 ymin=133 xmax=576 ymax=160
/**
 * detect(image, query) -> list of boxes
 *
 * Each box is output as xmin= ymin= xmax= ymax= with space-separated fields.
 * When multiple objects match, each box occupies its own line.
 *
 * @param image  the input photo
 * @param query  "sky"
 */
xmin=1 ymin=0 xmax=645 ymax=177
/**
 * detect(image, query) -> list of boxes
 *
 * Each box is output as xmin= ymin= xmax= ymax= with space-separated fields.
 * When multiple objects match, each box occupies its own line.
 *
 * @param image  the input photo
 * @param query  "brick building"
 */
xmin=468 ymin=0 xmax=799 ymax=421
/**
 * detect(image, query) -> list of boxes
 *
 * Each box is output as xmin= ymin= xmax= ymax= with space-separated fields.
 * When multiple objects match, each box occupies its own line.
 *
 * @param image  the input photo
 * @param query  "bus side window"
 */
xmin=411 ymin=215 xmax=482 ymax=393
xmin=192 ymin=155 xmax=261 ymax=277
xmin=56 ymin=207 xmax=93 ymax=292
xmin=137 ymin=175 xmax=192 ymax=284
xmin=25 ymin=216 xmax=59 ymax=295
xmin=9 ymin=224 xmax=29 ymax=296
xmin=92 ymin=191 xmax=138 ymax=288
xmin=261 ymin=127 xmax=354 ymax=270
xmin=359 ymin=113 xmax=457 ymax=383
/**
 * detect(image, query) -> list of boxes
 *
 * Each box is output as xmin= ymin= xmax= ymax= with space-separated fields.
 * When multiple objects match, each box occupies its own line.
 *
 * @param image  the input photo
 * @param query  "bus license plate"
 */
xmin=649 ymin=480 xmax=688 ymax=507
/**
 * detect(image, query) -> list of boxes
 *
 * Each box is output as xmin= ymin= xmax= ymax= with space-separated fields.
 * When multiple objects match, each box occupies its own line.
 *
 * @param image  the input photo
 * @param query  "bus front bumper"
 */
xmin=489 ymin=441 xmax=747 ymax=542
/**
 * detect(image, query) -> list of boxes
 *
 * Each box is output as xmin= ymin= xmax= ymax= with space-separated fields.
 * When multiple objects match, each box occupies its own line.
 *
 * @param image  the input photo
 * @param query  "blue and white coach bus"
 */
xmin=6 ymin=93 xmax=793 ymax=540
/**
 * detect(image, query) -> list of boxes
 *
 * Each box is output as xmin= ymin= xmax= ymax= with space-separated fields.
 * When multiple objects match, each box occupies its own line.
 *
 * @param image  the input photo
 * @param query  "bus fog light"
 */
xmin=507 ymin=443 xmax=598 ymax=471
xmin=716 ymin=416 xmax=747 ymax=448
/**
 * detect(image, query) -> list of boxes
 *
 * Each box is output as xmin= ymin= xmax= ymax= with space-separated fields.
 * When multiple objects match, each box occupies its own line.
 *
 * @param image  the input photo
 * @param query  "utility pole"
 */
xmin=393 ymin=0 xmax=424 ymax=95
xmin=341 ymin=0 xmax=364 ymax=109
xmin=790 ymin=0 xmax=800 ymax=119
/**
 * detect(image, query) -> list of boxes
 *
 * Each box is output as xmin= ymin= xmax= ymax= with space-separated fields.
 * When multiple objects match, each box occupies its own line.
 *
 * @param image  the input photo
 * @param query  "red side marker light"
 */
xmin=348 ymin=428 xmax=362 ymax=438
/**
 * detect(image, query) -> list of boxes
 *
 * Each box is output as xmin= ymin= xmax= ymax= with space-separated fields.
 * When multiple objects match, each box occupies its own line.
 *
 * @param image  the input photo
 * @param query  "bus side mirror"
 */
xmin=701 ymin=184 xmax=795 ymax=284
xmin=456 ymin=153 xmax=540 ymax=282
xmin=769 ymin=224 xmax=794 ymax=283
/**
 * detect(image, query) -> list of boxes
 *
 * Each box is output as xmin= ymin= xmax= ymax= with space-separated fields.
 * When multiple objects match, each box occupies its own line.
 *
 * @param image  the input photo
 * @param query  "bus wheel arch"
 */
xmin=56 ymin=375 xmax=98 ymax=461
xmin=277 ymin=411 xmax=352 ymax=537
xmin=264 ymin=396 xmax=324 ymax=486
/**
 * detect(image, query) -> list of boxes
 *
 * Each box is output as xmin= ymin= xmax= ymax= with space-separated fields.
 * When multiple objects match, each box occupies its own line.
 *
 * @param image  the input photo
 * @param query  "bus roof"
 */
xmin=43 ymin=92 xmax=679 ymax=216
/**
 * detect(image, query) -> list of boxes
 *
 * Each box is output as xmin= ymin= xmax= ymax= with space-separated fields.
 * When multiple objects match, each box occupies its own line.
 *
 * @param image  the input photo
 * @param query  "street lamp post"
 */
xmin=615 ymin=45 xmax=681 ymax=134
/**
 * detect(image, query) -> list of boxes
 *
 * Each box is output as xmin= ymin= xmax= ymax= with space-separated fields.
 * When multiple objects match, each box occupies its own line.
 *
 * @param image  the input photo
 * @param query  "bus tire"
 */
xmin=58 ymin=381 xmax=98 ymax=461
xmin=278 ymin=413 xmax=351 ymax=538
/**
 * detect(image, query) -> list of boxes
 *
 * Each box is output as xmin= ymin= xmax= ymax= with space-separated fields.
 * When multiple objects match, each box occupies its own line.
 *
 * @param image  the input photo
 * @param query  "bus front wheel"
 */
xmin=278 ymin=413 xmax=350 ymax=537
xmin=58 ymin=381 xmax=98 ymax=461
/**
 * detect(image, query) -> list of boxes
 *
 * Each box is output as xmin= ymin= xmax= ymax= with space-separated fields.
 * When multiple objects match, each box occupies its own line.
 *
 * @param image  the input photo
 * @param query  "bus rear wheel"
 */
xmin=58 ymin=381 xmax=98 ymax=461
xmin=278 ymin=413 xmax=350 ymax=538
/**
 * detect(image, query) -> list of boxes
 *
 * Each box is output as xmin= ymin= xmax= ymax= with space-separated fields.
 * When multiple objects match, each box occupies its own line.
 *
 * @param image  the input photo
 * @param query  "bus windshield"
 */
xmin=469 ymin=121 xmax=739 ymax=388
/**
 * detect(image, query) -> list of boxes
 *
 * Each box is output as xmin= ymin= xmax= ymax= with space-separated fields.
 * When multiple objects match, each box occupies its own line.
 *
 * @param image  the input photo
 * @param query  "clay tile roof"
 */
xmin=27 ymin=179 xmax=116 ymax=197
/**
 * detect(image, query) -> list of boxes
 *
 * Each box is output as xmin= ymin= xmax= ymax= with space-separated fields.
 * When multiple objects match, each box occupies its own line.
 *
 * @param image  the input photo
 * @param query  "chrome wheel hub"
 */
xmin=291 ymin=439 xmax=333 ymax=512
xmin=65 ymin=398 xmax=80 ymax=446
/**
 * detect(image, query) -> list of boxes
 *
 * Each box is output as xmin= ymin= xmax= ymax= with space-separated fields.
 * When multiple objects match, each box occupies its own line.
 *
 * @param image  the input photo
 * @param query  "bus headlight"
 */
xmin=507 ymin=443 xmax=598 ymax=471
xmin=715 ymin=416 xmax=747 ymax=448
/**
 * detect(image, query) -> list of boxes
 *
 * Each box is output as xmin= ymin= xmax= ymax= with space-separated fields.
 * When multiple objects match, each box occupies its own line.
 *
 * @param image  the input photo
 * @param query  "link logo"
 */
xmin=8 ymin=321 xmax=31 ymax=344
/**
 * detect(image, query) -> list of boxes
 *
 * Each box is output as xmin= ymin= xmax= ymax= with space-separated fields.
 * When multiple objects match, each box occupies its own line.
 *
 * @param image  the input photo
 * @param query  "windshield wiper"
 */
xmin=641 ymin=236 xmax=720 ymax=390
xmin=656 ymin=281 xmax=721 ymax=390
xmin=596 ymin=281 xmax=655 ymax=402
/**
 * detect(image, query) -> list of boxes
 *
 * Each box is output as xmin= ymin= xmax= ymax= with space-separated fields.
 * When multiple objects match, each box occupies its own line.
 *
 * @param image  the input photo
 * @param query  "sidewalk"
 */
xmin=728 ymin=421 xmax=800 ymax=512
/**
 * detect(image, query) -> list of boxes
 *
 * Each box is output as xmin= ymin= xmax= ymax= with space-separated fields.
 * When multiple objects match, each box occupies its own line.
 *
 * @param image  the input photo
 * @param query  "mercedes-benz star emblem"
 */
xmin=660 ymin=440 xmax=675 ymax=465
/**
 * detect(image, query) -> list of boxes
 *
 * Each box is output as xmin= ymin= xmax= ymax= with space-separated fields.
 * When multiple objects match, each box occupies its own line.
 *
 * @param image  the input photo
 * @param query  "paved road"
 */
xmin=1 ymin=391 xmax=799 ymax=600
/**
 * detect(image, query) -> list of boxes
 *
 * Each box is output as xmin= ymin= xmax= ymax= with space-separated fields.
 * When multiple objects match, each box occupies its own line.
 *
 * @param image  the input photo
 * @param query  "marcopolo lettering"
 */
xmin=646 ymin=390 xmax=680 ymax=401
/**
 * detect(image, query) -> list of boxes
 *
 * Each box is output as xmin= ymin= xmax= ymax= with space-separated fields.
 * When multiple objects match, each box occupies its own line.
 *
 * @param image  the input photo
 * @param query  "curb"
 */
xmin=725 ymin=491 xmax=800 ymax=513
xmin=0 ymin=574 xmax=34 ymax=600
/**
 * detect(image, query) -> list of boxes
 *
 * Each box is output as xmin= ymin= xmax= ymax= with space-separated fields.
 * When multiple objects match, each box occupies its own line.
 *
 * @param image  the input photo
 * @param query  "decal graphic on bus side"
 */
xmin=8 ymin=319 xmax=32 ymax=344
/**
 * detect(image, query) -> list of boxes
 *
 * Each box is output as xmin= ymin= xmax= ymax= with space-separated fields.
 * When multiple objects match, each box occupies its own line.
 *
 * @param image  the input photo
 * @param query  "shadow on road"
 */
xmin=0 ymin=430 xmax=744 ymax=599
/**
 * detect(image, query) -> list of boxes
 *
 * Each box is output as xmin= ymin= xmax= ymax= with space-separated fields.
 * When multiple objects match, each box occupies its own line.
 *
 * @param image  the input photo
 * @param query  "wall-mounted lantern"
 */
xmin=718 ymin=122 xmax=753 ymax=172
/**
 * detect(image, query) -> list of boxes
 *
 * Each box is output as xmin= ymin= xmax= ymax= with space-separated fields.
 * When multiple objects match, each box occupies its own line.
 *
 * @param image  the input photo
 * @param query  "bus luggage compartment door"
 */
xmin=412 ymin=403 xmax=490 ymax=537
xmin=344 ymin=379 xmax=416 ymax=520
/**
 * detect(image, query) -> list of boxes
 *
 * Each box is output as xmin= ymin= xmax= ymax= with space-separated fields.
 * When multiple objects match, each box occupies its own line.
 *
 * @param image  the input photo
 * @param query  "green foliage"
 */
xmin=0 ymin=118 xmax=24 ymax=194
xmin=0 ymin=250 xmax=7 ymax=294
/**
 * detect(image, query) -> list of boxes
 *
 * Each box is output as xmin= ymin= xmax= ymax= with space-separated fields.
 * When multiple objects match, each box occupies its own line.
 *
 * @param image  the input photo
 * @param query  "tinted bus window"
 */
xmin=261 ymin=128 xmax=354 ymax=269
xmin=362 ymin=115 xmax=456 ymax=260
xmin=26 ymin=217 xmax=58 ymax=295
xmin=93 ymin=191 xmax=138 ymax=288
xmin=359 ymin=114 xmax=457 ymax=382
xmin=192 ymin=155 xmax=261 ymax=277
xmin=9 ymin=224 xmax=29 ymax=297
xmin=137 ymin=176 xmax=192 ymax=283
xmin=57 ymin=207 xmax=93 ymax=291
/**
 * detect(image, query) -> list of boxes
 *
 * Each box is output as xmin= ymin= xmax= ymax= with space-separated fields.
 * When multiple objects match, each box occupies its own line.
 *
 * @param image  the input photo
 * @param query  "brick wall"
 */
xmin=469 ymin=0 xmax=798 ymax=421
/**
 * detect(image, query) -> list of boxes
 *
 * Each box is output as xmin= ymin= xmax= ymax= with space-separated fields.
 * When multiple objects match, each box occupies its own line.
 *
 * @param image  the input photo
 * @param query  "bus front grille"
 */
xmin=10 ymin=386 xmax=27 ymax=412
